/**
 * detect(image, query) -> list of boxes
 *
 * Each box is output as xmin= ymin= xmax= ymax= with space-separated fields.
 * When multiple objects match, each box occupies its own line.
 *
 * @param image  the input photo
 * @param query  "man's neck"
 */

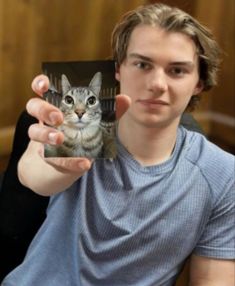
xmin=118 ymin=117 xmax=179 ymax=166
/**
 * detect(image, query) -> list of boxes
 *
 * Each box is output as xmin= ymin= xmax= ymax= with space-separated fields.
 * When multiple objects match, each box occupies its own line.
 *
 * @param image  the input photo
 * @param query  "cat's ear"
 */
xmin=61 ymin=74 xmax=71 ymax=94
xmin=89 ymin=72 xmax=102 ymax=96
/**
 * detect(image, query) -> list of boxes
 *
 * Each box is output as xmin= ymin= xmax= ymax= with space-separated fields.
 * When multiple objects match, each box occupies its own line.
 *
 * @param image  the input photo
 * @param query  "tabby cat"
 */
xmin=45 ymin=72 xmax=115 ymax=158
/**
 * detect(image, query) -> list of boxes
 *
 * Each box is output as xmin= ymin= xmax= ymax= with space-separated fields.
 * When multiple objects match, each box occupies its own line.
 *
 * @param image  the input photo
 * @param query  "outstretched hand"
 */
xmin=18 ymin=74 xmax=131 ymax=195
xmin=29 ymin=75 xmax=130 ymax=145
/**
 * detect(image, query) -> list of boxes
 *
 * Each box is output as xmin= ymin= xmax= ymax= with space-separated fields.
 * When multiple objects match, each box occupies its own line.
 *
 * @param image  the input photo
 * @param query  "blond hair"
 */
xmin=111 ymin=3 xmax=222 ymax=110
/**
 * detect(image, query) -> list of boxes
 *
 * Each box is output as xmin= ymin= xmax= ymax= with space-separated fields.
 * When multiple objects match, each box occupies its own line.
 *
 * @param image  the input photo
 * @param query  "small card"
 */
xmin=42 ymin=60 xmax=118 ymax=159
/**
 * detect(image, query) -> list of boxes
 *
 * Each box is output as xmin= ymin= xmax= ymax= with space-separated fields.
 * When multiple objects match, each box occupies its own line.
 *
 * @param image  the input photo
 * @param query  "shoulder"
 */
xmin=181 ymin=127 xmax=234 ymax=191
xmin=182 ymin=127 xmax=234 ymax=172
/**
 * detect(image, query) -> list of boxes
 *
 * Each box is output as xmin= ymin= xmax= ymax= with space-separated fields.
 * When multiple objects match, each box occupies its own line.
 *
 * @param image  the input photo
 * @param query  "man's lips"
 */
xmin=137 ymin=99 xmax=169 ymax=107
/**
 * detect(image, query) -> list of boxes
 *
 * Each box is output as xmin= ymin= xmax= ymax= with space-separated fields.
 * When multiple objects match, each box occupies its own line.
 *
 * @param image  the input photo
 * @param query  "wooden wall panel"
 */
xmin=149 ymin=0 xmax=196 ymax=13
xmin=190 ymin=0 xmax=235 ymax=147
xmin=0 ymin=0 xmax=146 ymax=127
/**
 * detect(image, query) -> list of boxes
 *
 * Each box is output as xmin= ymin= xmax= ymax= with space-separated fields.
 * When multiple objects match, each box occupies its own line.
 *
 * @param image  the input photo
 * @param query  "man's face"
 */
xmin=115 ymin=24 xmax=203 ymax=129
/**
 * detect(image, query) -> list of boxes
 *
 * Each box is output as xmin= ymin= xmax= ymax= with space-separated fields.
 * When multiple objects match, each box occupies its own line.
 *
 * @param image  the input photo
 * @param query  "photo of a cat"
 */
xmin=42 ymin=61 xmax=117 ymax=159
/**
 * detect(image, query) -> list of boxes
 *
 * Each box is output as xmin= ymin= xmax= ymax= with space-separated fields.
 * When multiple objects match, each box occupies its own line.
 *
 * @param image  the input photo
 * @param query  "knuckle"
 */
xmin=28 ymin=123 xmax=50 ymax=143
xmin=61 ymin=158 xmax=75 ymax=170
xmin=26 ymin=97 xmax=62 ymax=125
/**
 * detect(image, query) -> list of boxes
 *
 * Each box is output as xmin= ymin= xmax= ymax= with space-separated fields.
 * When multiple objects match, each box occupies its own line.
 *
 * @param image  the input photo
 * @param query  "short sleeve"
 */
xmin=193 ymin=177 xmax=235 ymax=259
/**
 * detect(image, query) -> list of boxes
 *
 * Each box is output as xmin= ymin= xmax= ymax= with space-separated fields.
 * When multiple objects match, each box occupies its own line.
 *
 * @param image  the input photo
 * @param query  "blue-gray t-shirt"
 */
xmin=2 ymin=127 xmax=235 ymax=286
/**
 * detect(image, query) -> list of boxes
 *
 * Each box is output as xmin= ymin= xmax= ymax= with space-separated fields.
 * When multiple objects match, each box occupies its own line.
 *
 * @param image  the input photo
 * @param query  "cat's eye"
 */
xmin=87 ymin=96 xmax=96 ymax=106
xmin=64 ymin=95 xmax=74 ymax=105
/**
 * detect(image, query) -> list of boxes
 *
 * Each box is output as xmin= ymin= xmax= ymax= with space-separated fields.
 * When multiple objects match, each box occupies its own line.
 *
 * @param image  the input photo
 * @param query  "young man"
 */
xmin=2 ymin=3 xmax=234 ymax=285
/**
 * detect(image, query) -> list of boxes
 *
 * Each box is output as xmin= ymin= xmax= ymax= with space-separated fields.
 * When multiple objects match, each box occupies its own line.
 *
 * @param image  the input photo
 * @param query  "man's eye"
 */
xmin=135 ymin=62 xmax=151 ymax=70
xmin=170 ymin=67 xmax=187 ymax=76
xmin=64 ymin=95 xmax=74 ymax=105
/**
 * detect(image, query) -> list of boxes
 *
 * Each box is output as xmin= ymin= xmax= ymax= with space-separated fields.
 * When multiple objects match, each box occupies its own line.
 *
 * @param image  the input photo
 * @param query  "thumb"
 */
xmin=115 ymin=94 xmax=131 ymax=119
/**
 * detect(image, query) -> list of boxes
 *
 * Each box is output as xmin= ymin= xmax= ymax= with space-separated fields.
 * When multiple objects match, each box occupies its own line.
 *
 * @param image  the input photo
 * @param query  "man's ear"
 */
xmin=115 ymin=63 xmax=120 ymax=82
xmin=193 ymin=80 xmax=204 ymax=95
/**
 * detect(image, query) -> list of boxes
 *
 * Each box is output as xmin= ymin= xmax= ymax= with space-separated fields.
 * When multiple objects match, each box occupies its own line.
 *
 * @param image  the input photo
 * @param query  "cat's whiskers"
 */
xmin=43 ymin=72 xmax=117 ymax=158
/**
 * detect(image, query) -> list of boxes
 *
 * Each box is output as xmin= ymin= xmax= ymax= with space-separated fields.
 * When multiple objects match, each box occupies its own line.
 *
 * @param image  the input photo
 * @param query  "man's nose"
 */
xmin=148 ymin=68 xmax=168 ymax=93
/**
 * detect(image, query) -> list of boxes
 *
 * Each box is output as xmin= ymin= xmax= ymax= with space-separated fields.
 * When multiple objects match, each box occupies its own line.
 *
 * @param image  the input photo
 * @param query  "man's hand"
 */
xmin=18 ymin=74 xmax=131 ymax=196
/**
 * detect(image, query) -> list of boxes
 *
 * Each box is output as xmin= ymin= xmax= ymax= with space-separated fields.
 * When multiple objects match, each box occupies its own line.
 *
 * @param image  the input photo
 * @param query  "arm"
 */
xmin=17 ymin=75 xmax=92 ymax=196
xmin=18 ymin=75 xmax=131 ymax=196
xmin=189 ymin=254 xmax=235 ymax=286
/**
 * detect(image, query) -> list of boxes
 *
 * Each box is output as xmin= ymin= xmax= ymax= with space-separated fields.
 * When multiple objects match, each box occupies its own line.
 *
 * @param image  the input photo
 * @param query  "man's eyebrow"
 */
xmin=128 ymin=53 xmax=153 ymax=62
xmin=128 ymin=53 xmax=195 ymax=67
xmin=169 ymin=61 xmax=195 ymax=67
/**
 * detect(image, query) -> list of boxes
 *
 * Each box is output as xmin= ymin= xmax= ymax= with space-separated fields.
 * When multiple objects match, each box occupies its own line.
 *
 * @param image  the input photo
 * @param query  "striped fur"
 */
xmin=45 ymin=72 xmax=104 ymax=158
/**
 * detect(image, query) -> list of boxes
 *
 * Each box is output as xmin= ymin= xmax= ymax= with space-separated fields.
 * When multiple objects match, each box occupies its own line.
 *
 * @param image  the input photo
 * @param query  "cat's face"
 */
xmin=60 ymin=73 xmax=102 ymax=128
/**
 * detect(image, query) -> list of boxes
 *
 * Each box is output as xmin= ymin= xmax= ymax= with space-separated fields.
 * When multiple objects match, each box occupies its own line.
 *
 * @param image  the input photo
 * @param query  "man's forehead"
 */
xmin=129 ymin=24 xmax=196 ymax=47
xmin=126 ymin=25 xmax=199 ymax=63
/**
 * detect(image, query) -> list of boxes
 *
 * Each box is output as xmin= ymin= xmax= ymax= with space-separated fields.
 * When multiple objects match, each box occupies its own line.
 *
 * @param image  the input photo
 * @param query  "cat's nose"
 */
xmin=75 ymin=110 xmax=85 ymax=119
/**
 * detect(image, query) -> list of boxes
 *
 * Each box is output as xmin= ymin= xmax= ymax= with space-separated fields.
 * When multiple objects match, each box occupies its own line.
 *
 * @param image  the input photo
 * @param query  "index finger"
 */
xmin=26 ymin=97 xmax=63 ymax=126
xmin=30 ymin=74 xmax=63 ymax=125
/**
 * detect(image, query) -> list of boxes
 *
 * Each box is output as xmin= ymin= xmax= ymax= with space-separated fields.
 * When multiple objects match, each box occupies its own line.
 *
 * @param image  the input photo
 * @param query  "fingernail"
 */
xmin=37 ymin=80 xmax=45 ymax=89
xmin=48 ymin=132 xmax=58 ymax=145
xmin=78 ymin=163 xmax=87 ymax=172
xmin=79 ymin=160 xmax=91 ymax=172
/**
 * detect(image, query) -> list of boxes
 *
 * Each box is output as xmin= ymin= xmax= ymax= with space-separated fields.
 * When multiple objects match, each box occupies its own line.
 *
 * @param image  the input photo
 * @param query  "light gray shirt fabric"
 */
xmin=2 ymin=126 xmax=235 ymax=286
